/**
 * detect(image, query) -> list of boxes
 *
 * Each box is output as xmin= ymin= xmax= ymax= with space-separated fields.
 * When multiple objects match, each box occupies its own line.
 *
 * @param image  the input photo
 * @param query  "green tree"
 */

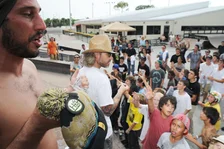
xmin=114 ymin=1 xmax=129 ymax=12
xmin=52 ymin=18 xmax=60 ymax=27
xmin=135 ymin=5 xmax=155 ymax=10
xmin=60 ymin=18 xmax=66 ymax=26
xmin=44 ymin=18 xmax=52 ymax=27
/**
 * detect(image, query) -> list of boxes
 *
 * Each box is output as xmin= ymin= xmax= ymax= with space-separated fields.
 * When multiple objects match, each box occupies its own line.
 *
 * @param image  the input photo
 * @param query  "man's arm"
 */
xmin=101 ymin=84 xmax=128 ymax=117
xmin=191 ymin=95 xmax=198 ymax=102
xmin=6 ymin=108 xmax=59 ymax=149
xmin=209 ymin=77 xmax=224 ymax=83
xmin=184 ymin=109 xmax=191 ymax=115
xmin=160 ymin=79 xmax=164 ymax=88
xmin=126 ymin=123 xmax=136 ymax=134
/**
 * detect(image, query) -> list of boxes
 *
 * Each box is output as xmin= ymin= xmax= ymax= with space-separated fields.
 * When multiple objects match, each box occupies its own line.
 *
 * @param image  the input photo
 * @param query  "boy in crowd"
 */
xmin=198 ymin=91 xmax=222 ymax=131
xmin=199 ymin=55 xmax=214 ymax=103
xmin=187 ymin=107 xmax=219 ymax=148
xmin=150 ymin=60 xmax=165 ymax=90
xmin=157 ymin=114 xmax=191 ymax=149
xmin=208 ymin=58 xmax=224 ymax=96
xmin=167 ymin=71 xmax=176 ymax=90
xmin=125 ymin=92 xmax=143 ymax=149
xmin=70 ymin=54 xmax=81 ymax=78
xmin=138 ymin=57 xmax=150 ymax=79
xmin=132 ymin=75 xmax=165 ymax=142
xmin=142 ymin=83 xmax=177 ymax=149
xmin=187 ymin=69 xmax=200 ymax=134
xmin=136 ymin=77 xmax=146 ymax=95
xmin=119 ymin=57 xmax=128 ymax=82
xmin=172 ymin=80 xmax=192 ymax=116
xmin=212 ymin=53 xmax=220 ymax=69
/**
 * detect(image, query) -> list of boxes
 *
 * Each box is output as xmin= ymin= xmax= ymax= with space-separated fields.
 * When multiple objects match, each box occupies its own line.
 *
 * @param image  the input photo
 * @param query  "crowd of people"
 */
xmin=2 ymin=0 xmax=224 ymax=148
xmin=67 ymin=32 xmax=224 ymax=149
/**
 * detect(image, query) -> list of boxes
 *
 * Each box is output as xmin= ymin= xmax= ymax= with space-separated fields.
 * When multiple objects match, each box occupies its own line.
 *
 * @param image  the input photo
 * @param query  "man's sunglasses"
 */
xmin=103 ymin=52 xmax=112 ymax=57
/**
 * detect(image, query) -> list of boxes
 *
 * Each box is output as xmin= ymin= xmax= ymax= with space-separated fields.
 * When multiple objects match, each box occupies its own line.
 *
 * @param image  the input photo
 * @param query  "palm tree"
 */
xmin=135 ymin=5 xmax=155 ymax=10
xmin=114 ymin=1 xmax=129 ymax=13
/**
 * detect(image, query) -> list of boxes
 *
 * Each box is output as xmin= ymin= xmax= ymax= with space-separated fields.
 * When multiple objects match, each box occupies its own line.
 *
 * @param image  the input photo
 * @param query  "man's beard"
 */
xmin=1 ymin=21 xmax=45 ymax=58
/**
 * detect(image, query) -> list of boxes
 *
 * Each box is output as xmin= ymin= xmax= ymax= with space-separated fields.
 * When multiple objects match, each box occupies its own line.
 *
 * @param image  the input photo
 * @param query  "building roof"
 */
xmin=146 ymin=6 xmax=224 ymax=21
xmin=76 ymin=1 xmax=212 ymax=24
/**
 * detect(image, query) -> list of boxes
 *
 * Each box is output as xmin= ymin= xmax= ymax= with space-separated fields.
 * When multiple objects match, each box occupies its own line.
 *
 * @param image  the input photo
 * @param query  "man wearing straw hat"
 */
xmin=74 ymin=34 xmax=129 ymax=149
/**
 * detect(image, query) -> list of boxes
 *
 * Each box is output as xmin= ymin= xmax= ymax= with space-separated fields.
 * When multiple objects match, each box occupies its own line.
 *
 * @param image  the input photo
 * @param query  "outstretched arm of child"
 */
xmin=146 ymin=86 xmax=155 ymax=114
xmin=198 ymin=101 xmax=205 ymax=107
xmin=185 ymin=133 xmax=207 ymax=149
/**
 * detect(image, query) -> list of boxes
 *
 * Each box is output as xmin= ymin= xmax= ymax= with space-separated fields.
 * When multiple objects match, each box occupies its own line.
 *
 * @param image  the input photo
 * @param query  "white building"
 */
xmin=75 ymin=1 xmax=224 ymax=41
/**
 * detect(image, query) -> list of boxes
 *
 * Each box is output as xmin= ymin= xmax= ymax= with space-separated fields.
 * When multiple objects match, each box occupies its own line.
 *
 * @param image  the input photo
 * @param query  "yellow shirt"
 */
xmin=126 ymin=96 xmax=143 ymax=131
xmin=204 ymin=102 xmax=221 ymax=131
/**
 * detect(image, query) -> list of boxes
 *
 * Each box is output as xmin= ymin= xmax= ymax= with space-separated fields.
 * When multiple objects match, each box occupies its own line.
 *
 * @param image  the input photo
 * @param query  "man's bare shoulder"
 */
xmin=24 ymin=58 xmax=37 ymax=71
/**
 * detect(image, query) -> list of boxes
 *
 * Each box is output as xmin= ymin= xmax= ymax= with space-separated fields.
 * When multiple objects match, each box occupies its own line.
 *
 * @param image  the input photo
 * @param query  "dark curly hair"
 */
xmin=158 ymin=95 xmax=177 ymax=111
xmin=202 ymin=107 xmax=220 ymax=125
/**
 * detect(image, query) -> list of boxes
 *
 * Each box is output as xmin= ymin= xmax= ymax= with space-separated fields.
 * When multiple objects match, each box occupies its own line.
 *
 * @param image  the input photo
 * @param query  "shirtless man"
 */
xmin=0 ymin=0 xmax=60 ymax=148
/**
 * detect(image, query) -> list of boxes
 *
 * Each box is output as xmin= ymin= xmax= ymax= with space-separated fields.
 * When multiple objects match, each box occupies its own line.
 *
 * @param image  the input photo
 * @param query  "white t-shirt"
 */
xmin=145 ymin=54 xmax=151 ymax=69
xmin=199 ymin=63 xmax=214 ymax=84
xmin=211 ymin=68 xmax=224 ymax=94
xmin=78 ymin=66 xmax=114 ymax=139
xmin=139 ymin=105 xmax=150 ymax=141
xmin=157 ymin=132 xmax=190 ymax=149
xmin=162 ymin=50 xmax=169 ymax=62
xmin=212 ymin=63 xmax=219 ymax=70
xmin=172 ymin=90 xmax=192 ymax=116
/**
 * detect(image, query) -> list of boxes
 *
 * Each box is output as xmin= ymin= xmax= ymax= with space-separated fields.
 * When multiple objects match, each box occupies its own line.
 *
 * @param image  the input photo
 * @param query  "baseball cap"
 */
xmin=156 ymin=60 xmax=163 ymax=66
xmin=74 ymin=54 xmax=80 ymax=58
xmin=113 ymin=64 xmax=119 ymax=69
xmin=172 ymin=114 xmax=190 ymax=131
xmin=206 ymin=55 xmax=212 ymax=60
xmin=213 ymin=135 xmax=224 ymax=144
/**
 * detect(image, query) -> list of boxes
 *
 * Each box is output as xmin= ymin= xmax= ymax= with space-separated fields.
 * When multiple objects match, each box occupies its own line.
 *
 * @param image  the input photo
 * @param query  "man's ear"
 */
xmin=94 ymin=53 xmax=100 ymax=59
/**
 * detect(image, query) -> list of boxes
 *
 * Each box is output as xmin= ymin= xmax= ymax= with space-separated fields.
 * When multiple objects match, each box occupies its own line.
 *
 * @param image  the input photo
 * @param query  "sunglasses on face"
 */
xmin=103 ymin=52 xmax=112 ymax=57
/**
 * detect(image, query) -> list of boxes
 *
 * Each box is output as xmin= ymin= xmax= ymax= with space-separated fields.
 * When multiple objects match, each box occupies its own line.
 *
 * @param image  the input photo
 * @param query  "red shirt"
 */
xmin=142 ymin=109 xmax=173 ymax=149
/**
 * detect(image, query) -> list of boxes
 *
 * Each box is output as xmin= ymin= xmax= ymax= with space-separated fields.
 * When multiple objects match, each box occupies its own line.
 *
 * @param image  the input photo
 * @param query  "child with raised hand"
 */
xmin=187 ymin=107 xmax=219 ymax=148
xmin=125 ymin=92 xmax=143 ymax=149
xmin=142 ymin=82 xmax=177 ymax=149
xmin=198 ymin=91 xmax=221 ymax=131
xmin=157 ymin=114 xmax=191 ymax=149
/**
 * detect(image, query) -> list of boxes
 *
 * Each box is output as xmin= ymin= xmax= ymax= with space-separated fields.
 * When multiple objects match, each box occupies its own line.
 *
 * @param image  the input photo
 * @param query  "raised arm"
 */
xmin=145 ymin=84 xmax=155 ymax=114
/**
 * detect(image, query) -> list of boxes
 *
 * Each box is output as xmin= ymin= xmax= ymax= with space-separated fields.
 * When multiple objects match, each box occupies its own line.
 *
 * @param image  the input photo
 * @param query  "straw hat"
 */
xmin=82 ymin=34 xmax=115 ymax=54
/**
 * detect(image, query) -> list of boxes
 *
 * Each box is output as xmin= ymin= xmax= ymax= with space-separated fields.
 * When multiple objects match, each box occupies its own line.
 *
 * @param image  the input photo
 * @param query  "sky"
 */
xmin=38 ymin=0 xmax=224 ymax=20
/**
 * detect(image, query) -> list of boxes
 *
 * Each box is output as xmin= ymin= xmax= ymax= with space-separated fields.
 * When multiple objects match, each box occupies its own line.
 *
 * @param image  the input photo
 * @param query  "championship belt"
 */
xmin=37 ymin=88 xmax=107 ymax=149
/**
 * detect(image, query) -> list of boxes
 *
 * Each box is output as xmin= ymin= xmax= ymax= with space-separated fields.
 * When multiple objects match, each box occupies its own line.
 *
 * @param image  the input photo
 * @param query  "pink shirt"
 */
xmin=142 ymin=109 xmax=173 ymax=149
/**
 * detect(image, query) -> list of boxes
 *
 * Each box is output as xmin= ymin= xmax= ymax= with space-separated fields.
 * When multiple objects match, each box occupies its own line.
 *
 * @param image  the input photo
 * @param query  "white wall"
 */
xmin=174 ymin=9 xmax=224 ymax=35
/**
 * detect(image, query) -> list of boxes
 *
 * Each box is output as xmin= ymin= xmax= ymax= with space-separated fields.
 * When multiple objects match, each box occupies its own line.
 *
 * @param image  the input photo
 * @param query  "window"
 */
xmin=94 ymin=25 xmax=101 ymax=29
xmin=127 ymin=26 xmax=143 ymax=35
xmin=146 ymin=26 xmax=161 ymax=34
xmin=86 ymin=25 xmax=93 ymax=29
xmin=181 ymin=26 xmax=224 ymax=34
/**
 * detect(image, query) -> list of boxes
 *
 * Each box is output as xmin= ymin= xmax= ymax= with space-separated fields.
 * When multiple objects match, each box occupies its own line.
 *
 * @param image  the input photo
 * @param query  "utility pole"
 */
xmin=69 ymin=0 xmax=72 ymax=29
xmin=105 ymin=1 xmax=115 ymax=16
xmin=168 ymin=0 xmax=171 ymax=6
xmin=92 ymin=3 xmax=94 ymax=18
